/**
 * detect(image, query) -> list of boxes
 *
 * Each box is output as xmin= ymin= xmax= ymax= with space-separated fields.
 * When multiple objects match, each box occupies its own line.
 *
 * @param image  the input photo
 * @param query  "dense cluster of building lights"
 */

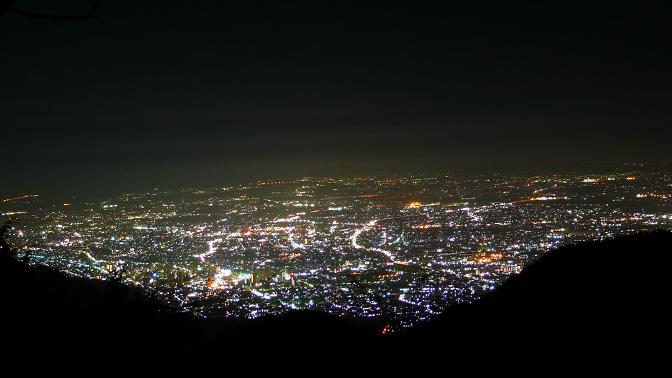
xmin=2 ymin=169 xmax=671 ymax=331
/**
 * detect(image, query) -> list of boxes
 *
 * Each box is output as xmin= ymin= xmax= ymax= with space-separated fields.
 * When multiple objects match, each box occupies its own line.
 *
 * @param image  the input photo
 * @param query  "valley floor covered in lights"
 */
xmin=3 ymin=169 xmax=671 ymax=331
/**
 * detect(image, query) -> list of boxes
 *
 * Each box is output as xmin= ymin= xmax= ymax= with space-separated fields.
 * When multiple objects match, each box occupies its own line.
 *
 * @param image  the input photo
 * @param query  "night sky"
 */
xmin=1 ymin=1 xmax=671 ymax=199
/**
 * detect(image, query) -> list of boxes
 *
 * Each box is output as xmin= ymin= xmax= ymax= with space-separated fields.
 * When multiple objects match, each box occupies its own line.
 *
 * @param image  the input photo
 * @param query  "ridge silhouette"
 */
xmin=2 ymin=228 xmax=670 ymax=364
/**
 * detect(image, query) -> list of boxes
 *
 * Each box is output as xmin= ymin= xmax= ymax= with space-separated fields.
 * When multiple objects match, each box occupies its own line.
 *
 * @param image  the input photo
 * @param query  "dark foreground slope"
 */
xmin=1 ymin=231 xmax=671 ymax=364
xmin=0 ymin=255 xmax=202 ymax=355
xmin=394 ymin=230 xmax=672 ymax=359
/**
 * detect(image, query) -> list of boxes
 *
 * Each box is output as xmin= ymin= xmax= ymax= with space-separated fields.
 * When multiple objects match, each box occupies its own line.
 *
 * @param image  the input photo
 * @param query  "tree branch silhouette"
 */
xmin=106 ymin=262 xmax=127 ymax=283
xmin=0 ymin=220 xmax=19 ymax=260
xmin=2 ymin=0 xmax=102 ymax=20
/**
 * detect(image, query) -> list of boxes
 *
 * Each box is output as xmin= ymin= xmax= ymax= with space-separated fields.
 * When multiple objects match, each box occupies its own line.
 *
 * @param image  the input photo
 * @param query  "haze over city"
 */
xmin=2 ymin=1 xmax=671 ymax=199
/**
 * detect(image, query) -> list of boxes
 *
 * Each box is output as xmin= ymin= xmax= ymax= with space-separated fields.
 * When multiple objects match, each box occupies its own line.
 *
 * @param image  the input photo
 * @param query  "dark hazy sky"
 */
xmin=1 ymin=0 xmax=671 ymax=198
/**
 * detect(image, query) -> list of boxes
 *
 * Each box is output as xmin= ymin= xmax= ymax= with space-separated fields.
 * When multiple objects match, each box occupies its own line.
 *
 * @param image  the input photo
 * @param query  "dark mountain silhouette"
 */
xmin=2 ymin=230 xmax=670 ymax=365
xmin=388 ymin=230 xmax=671 ymax=365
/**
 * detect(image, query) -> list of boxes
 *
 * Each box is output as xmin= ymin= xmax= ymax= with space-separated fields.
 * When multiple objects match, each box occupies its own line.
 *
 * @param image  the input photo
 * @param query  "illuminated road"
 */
xmin=351 ymin=219 xmax=394 ymax=261
xmin=193 ymin=232 xmax=241 ymax=262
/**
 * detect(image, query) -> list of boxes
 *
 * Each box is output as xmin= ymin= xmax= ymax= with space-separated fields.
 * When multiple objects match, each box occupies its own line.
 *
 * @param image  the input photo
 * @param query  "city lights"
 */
xmin=2 ymin=170 xmax=671 ymax=331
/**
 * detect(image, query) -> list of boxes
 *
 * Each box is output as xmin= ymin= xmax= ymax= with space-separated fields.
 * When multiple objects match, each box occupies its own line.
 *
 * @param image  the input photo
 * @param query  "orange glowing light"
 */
xmin=412 ymin=224 xmax=441 ymax=229
xmin=381 ymin=324 xmax=393 ymax=335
